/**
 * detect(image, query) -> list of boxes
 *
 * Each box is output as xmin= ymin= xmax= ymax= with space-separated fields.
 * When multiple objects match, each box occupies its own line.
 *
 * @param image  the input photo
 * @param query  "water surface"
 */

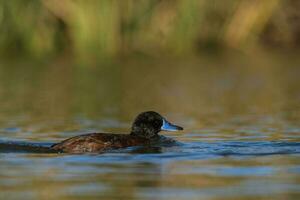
xmin=0 ymin=54 xmax=300 ymax=199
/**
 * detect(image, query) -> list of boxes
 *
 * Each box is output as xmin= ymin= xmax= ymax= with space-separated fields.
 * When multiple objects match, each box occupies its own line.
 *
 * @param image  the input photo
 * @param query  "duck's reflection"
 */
xmin=128 ymin=146 xmax=163 ymax=154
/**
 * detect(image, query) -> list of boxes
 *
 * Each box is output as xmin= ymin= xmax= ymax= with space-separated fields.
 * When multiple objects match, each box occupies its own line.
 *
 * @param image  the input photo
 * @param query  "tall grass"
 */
xmin=0 ymin=0 xmax=299 ymax=59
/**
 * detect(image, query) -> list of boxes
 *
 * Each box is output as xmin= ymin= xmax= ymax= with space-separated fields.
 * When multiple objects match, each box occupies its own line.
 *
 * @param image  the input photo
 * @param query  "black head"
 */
xmin=130 ymin=111 xmax=183 ymax=139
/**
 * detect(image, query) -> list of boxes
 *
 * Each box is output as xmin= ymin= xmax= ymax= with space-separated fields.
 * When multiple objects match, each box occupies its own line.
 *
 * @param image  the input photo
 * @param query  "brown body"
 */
xmin=51 ymin=133 xmax=152 ymax=153
xmin=51 ymin=111 xmax=183 ymax=153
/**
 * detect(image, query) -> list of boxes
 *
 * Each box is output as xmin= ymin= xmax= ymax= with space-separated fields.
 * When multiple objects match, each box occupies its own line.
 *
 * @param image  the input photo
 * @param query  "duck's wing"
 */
xmin=51 ymin=133 xmax=127 ymax=153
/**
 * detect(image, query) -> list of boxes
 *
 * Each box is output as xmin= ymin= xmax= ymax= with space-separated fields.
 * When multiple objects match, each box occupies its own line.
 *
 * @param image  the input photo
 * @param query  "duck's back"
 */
xmin=51 ymin=133 xmax=147 ymax=153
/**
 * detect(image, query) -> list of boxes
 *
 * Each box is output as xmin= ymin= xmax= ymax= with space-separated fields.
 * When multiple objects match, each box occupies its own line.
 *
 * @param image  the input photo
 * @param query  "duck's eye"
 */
xmin=153 ymin=120 xmax=161 ymax=128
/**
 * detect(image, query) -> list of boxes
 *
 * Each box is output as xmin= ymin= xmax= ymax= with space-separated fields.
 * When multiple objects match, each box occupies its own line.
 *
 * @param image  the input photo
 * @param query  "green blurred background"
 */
xmin=0 ymin=0 xmax=300 ymax=126
xmin=0 ymin=0 xmax=300 ymax=59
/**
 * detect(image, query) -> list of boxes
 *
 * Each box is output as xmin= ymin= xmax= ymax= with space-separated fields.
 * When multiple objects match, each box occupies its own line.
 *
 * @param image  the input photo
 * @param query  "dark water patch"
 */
xmin=184 ymin=141 xmax=300 ymax=158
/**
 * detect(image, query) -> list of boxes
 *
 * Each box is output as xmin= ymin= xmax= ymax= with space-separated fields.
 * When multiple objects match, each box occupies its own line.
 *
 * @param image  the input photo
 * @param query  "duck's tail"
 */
xmin=0 ymin=140 xmax=58 ymax=153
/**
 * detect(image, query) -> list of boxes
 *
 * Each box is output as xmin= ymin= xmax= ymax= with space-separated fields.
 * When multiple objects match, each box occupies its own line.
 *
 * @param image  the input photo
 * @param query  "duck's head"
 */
xmin=130 ymin=111 xmax=183 ymax=139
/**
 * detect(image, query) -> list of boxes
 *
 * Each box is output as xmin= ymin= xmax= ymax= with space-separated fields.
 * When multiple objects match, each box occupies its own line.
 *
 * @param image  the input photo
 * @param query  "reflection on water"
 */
xmin=0 ymin=54 xmax=300 ymax=199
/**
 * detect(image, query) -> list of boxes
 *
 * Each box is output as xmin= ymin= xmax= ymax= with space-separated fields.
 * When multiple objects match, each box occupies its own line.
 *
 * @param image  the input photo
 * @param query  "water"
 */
xmin=0 ymin=54 xmax=300 ymax=199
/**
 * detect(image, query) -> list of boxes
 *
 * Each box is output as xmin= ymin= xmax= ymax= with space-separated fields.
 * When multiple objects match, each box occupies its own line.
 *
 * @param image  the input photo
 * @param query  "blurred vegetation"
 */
xmin=0 ymin=0 xmax=300 ymax=59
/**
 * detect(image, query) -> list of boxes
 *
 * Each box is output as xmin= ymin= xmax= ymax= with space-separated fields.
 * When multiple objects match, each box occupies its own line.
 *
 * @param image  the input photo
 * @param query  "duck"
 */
xmin=51 ymin=111 xmax=183 ymax=153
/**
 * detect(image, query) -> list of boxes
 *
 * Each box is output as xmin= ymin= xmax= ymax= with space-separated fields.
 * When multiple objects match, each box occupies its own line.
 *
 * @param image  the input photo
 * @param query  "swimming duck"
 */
xmin=51 ymin=111 xmax=183 ymax=153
